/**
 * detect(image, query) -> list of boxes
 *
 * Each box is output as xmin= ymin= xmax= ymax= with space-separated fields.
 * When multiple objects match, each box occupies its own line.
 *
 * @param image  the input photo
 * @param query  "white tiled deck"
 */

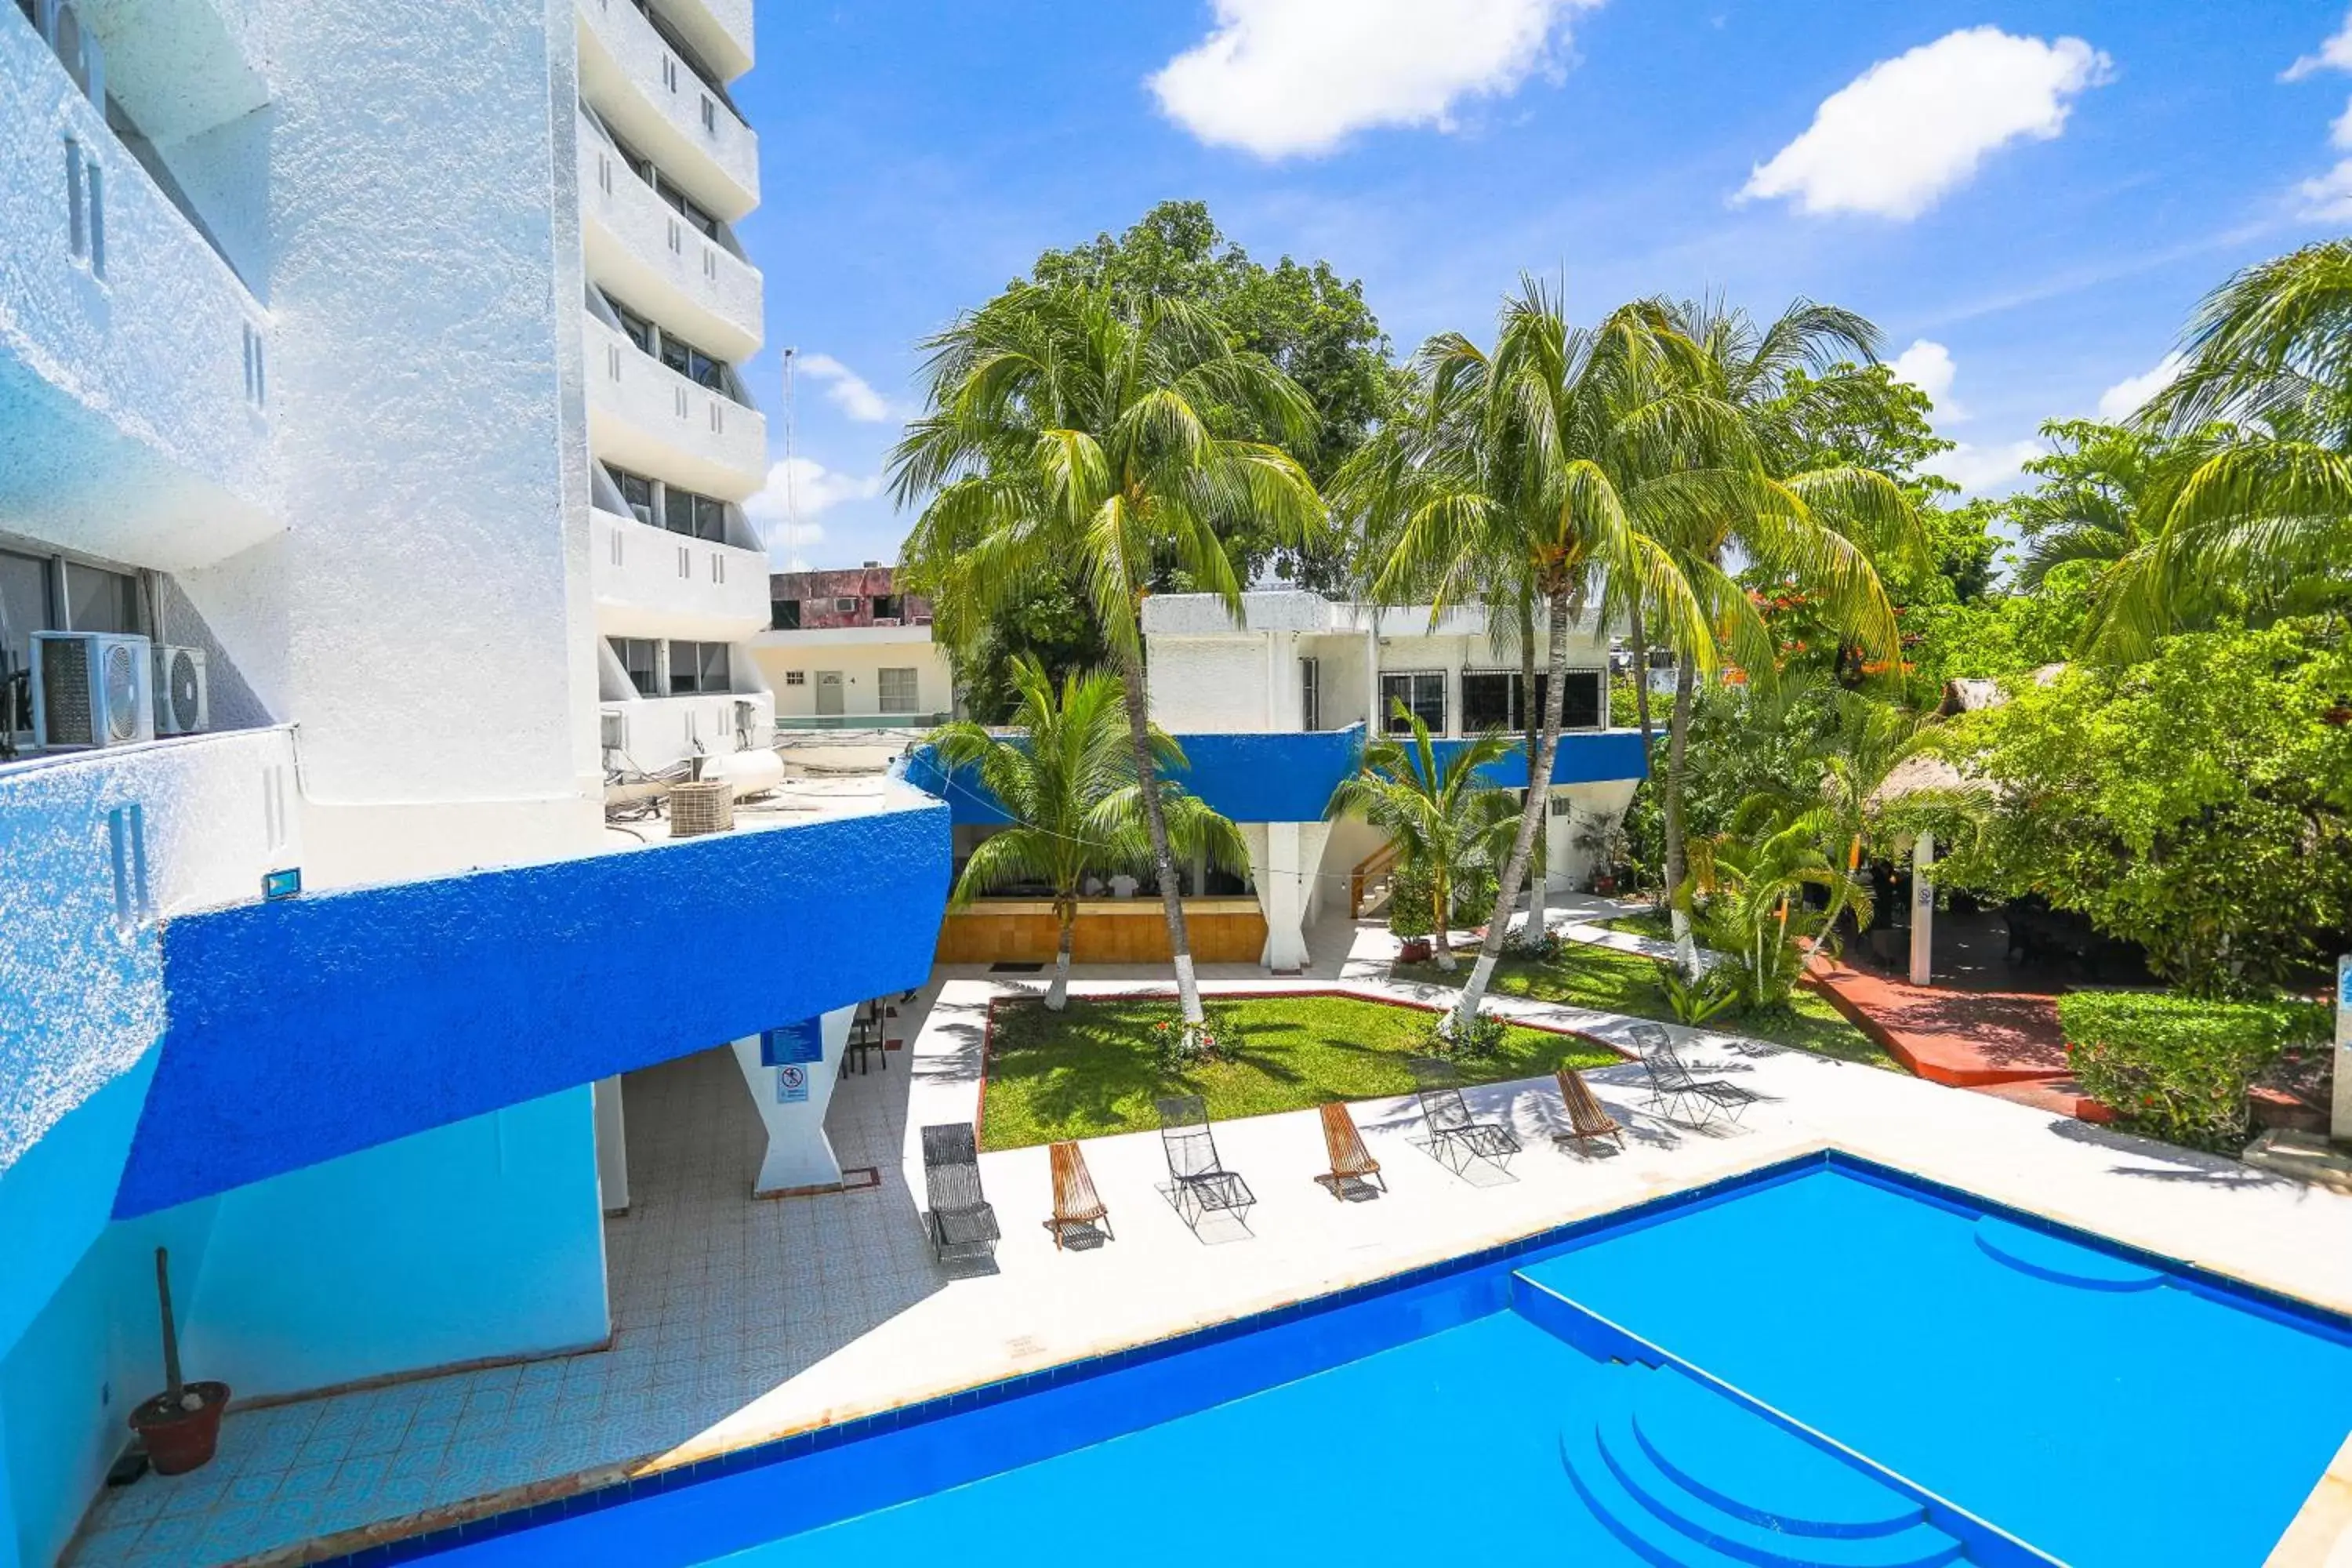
xmin=61 ymin=927 xmax=2352 ymax=1566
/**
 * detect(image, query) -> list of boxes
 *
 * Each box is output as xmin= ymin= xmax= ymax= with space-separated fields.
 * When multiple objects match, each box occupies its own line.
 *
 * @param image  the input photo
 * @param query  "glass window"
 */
xmin=1379 ymin=671 xmax=1446 ymax=735
xmin=871 ymin=593 xmax=902 ymax=620
xmin=615 ymin=303 xmax=654 ymax=355
xmin=64 ymin=561 xmax=138 ymax=635
xmin=662 ymin=486 xmax=724 ymax=541
xmin=612 ymin=466 xmax=655 ymax=525
xmin=669 ymin=640 xmax=729 ymax=695
xmin=611 ymin=637 xmax=658 ymax=697
xmin=1561 ymin=669 xmax=1603 ymax=731
xmin=771 ymin=597 xmax=800 ymax=631
xmin=1461 ymin=670 xmax=1515 ymax=733
xmin=0 ymin=550 xmax=53 ymax=684
xmin=877 ymin=667 xmax=919 ymax=714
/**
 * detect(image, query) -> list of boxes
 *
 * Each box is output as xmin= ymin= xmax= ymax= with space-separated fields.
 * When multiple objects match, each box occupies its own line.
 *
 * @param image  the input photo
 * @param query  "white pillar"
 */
xmin=591 ymin=1075 xmax=630 ymax=1215
xmin=1255 ymin=822 xmax=1308 ymax=973
xmin=2332 ymin=955 xmax=2350 ymax=1145
xmin=730 ymin=1004 xmax=855 ymax=1196
xmin=1908 ymin=831 xmax=1935 ymax=987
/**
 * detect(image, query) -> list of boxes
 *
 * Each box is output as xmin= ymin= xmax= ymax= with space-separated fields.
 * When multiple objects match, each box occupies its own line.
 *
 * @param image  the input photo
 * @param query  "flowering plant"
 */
xmin=1149 ymin=1004 xmax=1240 ymax=1072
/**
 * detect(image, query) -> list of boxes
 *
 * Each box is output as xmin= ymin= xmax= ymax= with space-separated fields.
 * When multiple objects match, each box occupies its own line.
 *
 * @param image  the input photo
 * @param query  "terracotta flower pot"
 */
xmin=129 ymin=1381 xmax=230 ymax=1475
xmin=1398 ymin=937 xmax=1432 ymax=963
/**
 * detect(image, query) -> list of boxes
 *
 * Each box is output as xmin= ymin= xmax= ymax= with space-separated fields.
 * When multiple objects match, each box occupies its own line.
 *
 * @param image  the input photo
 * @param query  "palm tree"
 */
xmin=892 ymin=285 xmax=1324 ymax=1030
xmin=929 ymin=657 xmax=1246 ymax=1010
xmin=2085 ymin=240 xmax=2352 ymax=658
xmin=1336 ymin=279 xmax=1727 ymax=1031
xmin=1680 ymin=796 xmax=1875 ymax=1011
xmin=1326 ymin=702 xmax=1520 ymax=971
xmin=2003 ymin=419 xmax=2169 ymax=591
xmin=1642 ymin=296 xmax=1924 ymax=964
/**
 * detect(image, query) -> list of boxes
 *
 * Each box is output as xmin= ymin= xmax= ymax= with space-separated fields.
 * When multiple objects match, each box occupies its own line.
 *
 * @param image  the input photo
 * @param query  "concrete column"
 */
xmin=591 ymin=1075 xmax=629 ymax=1216
xmin=1908 ymin=831 xmax=1935 ymax=987
xmin=730 ymin=1004 xmax=855 ymax=1196
xmin=1249 ymin=822 xmax=1330 ymax=973
xmin=2332 ymin=955 xmax=2350 ymax=1145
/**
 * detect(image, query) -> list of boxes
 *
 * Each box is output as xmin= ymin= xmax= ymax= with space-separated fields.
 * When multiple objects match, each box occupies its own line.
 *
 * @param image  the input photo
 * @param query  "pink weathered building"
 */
xmin=768 ymin=564 xmax=931 ymax=631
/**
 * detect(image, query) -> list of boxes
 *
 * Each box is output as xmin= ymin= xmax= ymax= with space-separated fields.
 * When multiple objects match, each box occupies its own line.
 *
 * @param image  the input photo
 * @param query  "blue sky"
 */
xmin=728 ymin=1 xmax=2352 ymax=571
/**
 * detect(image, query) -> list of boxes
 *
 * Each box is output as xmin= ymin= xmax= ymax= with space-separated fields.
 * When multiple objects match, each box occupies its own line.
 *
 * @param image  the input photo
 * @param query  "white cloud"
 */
xmin=1888 ymin=339 xmax=1961 ymax=418
xmin=797 ymin=354 xmax=902 ymax=424
xmin=1149 ymin=0 xmax=1599 ymax=159
xmin=1923 ymin=438 xmax=2042 ymax=496
xmin=744 ymin=457 xmax=885 ymax=567
xmin=2286 ymin=12 xmax=2352 ymax=81
xmin=1739 ymin=27 xmax=2111 ymax=220
xmin=2095 ymin=351 xmax=2185 ymax=422
xmin=2303 ymin=158 xmax=2352 ymax=220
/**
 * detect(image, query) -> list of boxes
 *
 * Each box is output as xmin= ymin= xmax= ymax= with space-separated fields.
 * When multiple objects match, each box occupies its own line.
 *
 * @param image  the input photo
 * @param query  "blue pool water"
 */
xmin=370 ymin=1157 xmax=2352 ymax=1568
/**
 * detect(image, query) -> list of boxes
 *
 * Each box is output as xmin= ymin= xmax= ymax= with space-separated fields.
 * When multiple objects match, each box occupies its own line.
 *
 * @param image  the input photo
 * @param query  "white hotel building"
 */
xmin=0 ymin=4 xmax=943 ymax=1565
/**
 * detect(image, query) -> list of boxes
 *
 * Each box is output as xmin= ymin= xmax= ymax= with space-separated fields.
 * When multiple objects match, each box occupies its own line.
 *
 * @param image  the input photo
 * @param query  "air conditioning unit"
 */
xmin=33 ymin=631 xmax=154 ymax=750
xmin=871 ymin=616 xmax=902 ymax=627
xmin=151 ymin=644 xmax=209 ymax=736
xmin=600 ymin=709 xmax=628 ymax=757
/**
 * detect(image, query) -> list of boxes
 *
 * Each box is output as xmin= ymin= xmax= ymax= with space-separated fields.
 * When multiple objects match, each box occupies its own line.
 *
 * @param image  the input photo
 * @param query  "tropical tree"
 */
xmin=929 ymin=658 xmax=1246 ymax=1010
xmin=2002 ymin=418 xmax=2172 ymax=590
xmin=1792 ymin=688 xmax=1983 ymax=941
xmin=891 ymin=284 xmax=1323 ymax=1032
xmin=1326 ymin=702 xmax=1520 ymax=971
xmin=2085 ymin=239 xmax=2352 ymax=658
xmin=1643 ymin=297 xmax=1925 ymax=964
xmin=1679 ymin=797 xmax=1875 ymax=1012
xmin=1337 ymin=278 xmax=1727 ymax=1031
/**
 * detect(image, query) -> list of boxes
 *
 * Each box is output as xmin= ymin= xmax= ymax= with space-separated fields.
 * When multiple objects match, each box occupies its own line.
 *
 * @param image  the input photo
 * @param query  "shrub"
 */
xmin=1501 ymin=923 xmax=1564 ymax=963
xmin=1148 ymin=1003 xmax=1243 ymax=1073
xmin=1657 ymin=960 xmax=1740 ymax=1026
xmin=1387 ymin=866 xmax=1433 ymax=939
xmin=2060 ymin=992 xmax=2330 ymax=1151
xmin=1425 ymin=1006 xmax=1508 ymax=1064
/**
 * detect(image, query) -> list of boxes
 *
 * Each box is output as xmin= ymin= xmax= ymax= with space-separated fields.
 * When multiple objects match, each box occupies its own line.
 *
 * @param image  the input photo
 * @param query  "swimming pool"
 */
xmin=351 ymin=1154 xmax=2352 ymax=1568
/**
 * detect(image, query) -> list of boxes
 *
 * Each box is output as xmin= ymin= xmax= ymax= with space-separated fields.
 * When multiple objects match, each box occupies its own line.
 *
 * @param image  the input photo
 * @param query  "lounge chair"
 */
xmin=920 ymin=1123 xmax=1000 ymax=1262
xmin=1628 ymin=1022 xmax=1756 ymax=1129
xmin=1044 ymin=1139 xmax=1112 ymax=1248
xmin=1408 ymin=1058 xmax=1521 ymax=1175
xmin=1553 ymin=1066 xmax=1625 ymax=1155
xmin=1156 ymin=1095 xmax=1256 ymax=1233
xmin=1313 ymin=1102 xmax=1385 ymax=1198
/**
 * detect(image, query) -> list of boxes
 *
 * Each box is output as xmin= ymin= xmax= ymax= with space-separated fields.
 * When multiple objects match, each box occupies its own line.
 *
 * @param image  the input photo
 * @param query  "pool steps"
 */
xmin=1970 ymin=1218 xmax=2165 ymax=1293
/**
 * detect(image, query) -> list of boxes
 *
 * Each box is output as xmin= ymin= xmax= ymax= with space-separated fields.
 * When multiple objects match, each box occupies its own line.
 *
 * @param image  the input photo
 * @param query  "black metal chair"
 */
xmin=1155 ymin=1095 xmax=1256 ymax=1234
xmin=920 ymin=1123 xmax=999 ymax=1263
xmin=840 ymin=1004 xmax=885 ymax=1076
xmin=1408 ymin=1058 xmax=1521 ymax=1174
xmin=1628 ymin=1022 xmax=1756 ymax=1129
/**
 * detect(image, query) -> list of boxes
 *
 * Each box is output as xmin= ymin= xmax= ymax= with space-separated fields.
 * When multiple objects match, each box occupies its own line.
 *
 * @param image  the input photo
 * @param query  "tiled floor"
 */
xmin=68 ymin=1031 xmax=942 ymax=1568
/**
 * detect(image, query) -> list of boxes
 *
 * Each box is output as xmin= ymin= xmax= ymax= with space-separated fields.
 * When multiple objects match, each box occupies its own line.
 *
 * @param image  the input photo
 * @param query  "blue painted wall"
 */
xmin=902 ymin=727 xmax=1650 ymax=828
xmin=114 ymin=801 xmax=951 ymax=1217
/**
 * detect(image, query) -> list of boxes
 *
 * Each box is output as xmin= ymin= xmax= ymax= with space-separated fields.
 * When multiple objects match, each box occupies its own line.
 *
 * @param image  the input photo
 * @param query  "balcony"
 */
xmin=641 ymin=0 xmax=750 ymax=87
xmin=0 ymin=6 xmax=277 ymax=571
xmin=592 ymin=505 xmax=769 ymax=640
xmin=577 ymin=0 xmax=758 ymax=222
xmin=601 ymin=690 xmax=770 ymax=775
xmin=584 ymin=308 xmax=767 ymax=500
xmin=579 ymin=111 xmax=761 ymax=364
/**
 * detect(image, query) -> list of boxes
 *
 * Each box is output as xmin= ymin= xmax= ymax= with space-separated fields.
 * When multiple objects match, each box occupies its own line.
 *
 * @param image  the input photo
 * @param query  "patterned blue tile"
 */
xmin=224 ymin=1470 xmax=281 ymax=1506
xmin=276 ymin=1461 xmax=339 ymax=1501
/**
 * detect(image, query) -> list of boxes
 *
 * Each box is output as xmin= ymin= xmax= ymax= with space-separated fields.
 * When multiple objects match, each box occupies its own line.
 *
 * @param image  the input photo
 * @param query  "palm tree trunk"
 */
xmin=1664 ymin=652 xmax=1699 ymax=977
xmin=1520 ymin=634 xmax=1548 ymax=940
xmin=1432 ymin=868 xmax=1457 ymax=971
xmin=1116 ymin=647 xmax=1205 ymax=1026
xmin=1048 ymin=901 xmax=1075 ymax=1011
xmin=1454 ymin=592 xmax=1570 ymax=1029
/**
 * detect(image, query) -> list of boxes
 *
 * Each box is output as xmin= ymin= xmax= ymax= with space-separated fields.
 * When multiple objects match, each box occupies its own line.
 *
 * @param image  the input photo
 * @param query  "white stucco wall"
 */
xmin=579 ymin=108 xmax=761 ymax=363
xmin=753 ymin=630 xmax=953 ymax=720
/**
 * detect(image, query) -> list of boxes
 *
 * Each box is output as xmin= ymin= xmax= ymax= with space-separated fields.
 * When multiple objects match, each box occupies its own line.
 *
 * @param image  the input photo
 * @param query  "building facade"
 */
xmin=0 ymin=6 xmax=946 ymax=1565
xmin=752 ymin=565 xmax=954 ymax=730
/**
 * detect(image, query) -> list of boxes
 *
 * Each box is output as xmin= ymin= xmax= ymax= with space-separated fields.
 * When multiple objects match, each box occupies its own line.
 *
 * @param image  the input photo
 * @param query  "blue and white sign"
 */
xmin=774 ymin=1063 xmax=809 ymax=1105
xmin=760 ymin=1020 xmax=824 ymax=1068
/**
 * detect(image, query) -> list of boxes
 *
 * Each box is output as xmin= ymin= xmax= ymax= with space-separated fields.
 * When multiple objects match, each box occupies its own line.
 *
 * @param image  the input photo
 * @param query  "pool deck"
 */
xmin=61 ymin=918 xmax=2352 ymax=1568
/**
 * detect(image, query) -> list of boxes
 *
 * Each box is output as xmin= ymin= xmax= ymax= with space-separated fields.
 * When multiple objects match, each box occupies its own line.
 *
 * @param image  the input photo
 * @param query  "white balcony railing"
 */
xmin=579 ymin=111 xmax=761 ymax=364
xmin=601 ymin=691 xmax=771 ymax=776
xmin=592 ymin=506 xmax=770 ymax=640
xmin=0 ymin=6 xmax=278 ymax=571
xmin=641 ymin=0 xmax=750 ymax=87
xmin=577 ymin=0 xmax=758 ymax=222
xmin=583 ymin=309 xmax=767 ymax=500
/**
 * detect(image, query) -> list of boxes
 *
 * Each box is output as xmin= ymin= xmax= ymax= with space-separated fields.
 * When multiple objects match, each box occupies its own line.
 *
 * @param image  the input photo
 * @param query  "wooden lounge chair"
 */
xmin=920 ymin=1123 xmax=1000 ymax=1262
xmin=1313 ymin=1102 xmax=1385 ymax=1198
xmin=1044 ymin=1139 xmax=1112 ymax=1248
xmin=1155 ymin=1095 xmax=1256 ymax=1234
xmin=1553 ymin=1066 xmax=1625 ymax=1155
xmin=1628 ymin=1022 xmax=1756 ymax=1129
xmin=1408 ymin=1058 xmax=1521 ymax=1176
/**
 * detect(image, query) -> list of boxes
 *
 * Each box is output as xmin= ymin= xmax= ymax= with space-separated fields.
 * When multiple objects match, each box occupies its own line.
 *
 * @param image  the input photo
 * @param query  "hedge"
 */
xmin=2059 ymin=992 xmax=2331 ymax=1152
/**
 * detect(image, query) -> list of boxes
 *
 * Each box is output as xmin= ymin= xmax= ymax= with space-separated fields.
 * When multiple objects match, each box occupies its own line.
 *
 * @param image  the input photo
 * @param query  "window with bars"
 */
xmin=1459 ymin=669 xmax=1606 ymax=732
xmin=877 ymin=667 xmax=920 ymax=713
xmin=1379 ymin=671 xmax=1446 ymax=735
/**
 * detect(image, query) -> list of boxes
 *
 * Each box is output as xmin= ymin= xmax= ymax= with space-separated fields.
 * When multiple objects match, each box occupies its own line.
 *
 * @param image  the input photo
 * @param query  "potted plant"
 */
xmin=129 ymin=1247 xmax=228 ymax=1475
xmin=1388 ymin=867 xmax=1435 ymax=964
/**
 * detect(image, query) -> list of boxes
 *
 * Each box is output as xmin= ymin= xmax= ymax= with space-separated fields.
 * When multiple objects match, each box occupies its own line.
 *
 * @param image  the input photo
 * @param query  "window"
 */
xmin=611 ymin=637 xmax=658 ymax=697
xmin=614 ymin=302 xmax=655 ymax=355
xmin=783 ymin=670 xmax=805 ymax=685
xmin=771 ymin=597 xmax=800 ymax=630
xmin=659 ymin=329 xmax=727 ymax=393
xmin=660 ymin=180 xmax=719 ymax=238
xmin=1458 ymin=668 xmax=1606 ymax=732
xmin=662 ymin=486 xmax=725 ymax=542
xmin=609 ymin=465 xmax=655 ymax=525
xmin=64 ymin=561 xmax=138 ymax=635
xmin=833 ymin=597 xmax=859 ymax=615
xmin=1299 ymin=656 xmax=1320 ymax=731
xmin=871 ymin=593 xmax=902 ymax=621
xmin=1379 ymin=671 xmax=1446 ymax=735
xmin=0 ymin=550 xmax=54 ymax=692
xmin=1559 ymin=669 xmax=1604 ymax=731
xmin=877 ymin=667 xmax=919 ymax=714
xmin=668 ymin=640 xmax=729 ymax=695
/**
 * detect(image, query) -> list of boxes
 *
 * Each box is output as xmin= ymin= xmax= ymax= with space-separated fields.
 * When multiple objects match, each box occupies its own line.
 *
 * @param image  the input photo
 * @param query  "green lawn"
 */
xmin=979 ymin=993 xmax=1623 ymax=1152
xmin=1397 ymin=940 xmax=1897 ymax=1070
xmin=1597 ymin=909 xmax=1674 ymax=942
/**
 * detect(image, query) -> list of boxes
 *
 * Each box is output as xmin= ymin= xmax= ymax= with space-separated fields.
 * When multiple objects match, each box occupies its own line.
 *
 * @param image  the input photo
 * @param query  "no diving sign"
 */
xmin=775 ymin=1063 xmax=810 ymax=1105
